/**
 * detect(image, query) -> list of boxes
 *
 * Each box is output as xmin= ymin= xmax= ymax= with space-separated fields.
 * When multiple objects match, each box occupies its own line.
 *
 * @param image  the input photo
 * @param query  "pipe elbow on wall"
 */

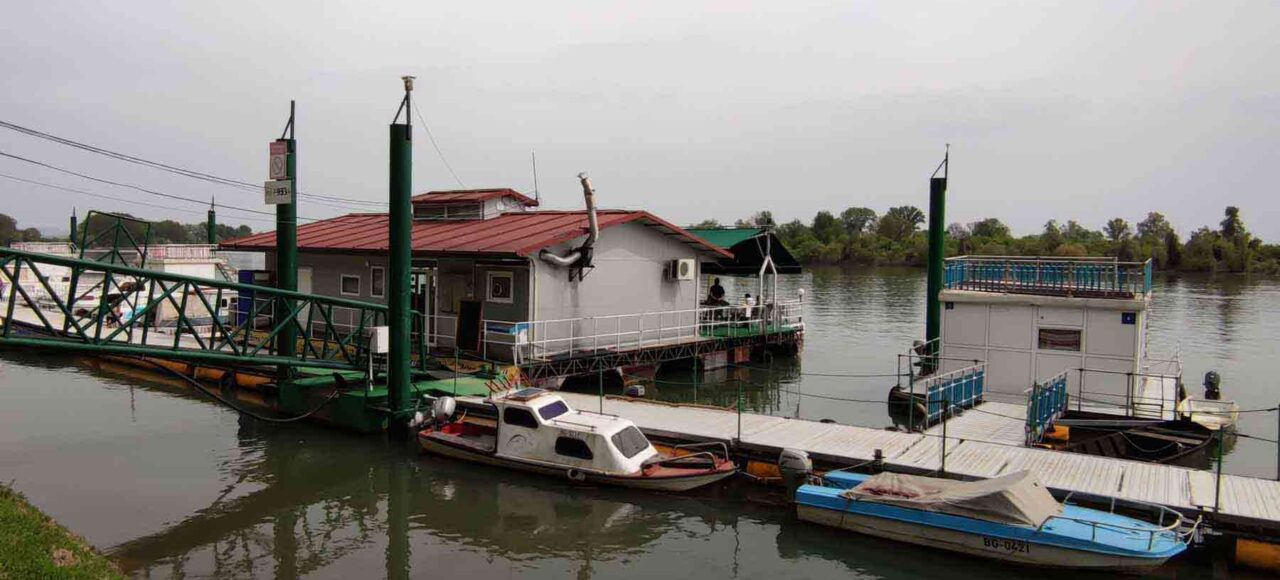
xmin=538 ymin=249 xmax=581 ymax=267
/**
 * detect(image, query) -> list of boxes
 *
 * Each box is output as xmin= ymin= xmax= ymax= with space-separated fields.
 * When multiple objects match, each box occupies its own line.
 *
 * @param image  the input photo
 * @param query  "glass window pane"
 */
xmin=1038 ymin=328 xmax=1081 ymax=351
xmin=538 ymin=400 xmax=569 ymax=421
xmin=554 ymin=437 xmax=593 ymax=460
xmin=610 ymin=426 xmax=651 ymax=459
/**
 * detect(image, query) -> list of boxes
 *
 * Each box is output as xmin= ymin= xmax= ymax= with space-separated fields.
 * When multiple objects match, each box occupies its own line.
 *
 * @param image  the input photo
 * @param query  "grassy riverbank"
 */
xmin=0 ymin=483 xmax=122 ymax=579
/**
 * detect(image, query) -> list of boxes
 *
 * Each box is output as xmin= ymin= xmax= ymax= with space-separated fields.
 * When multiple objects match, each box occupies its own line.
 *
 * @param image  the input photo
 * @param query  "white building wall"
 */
xmin=939 ymin=291 xmax=1148 ymax=401
xmin=533 ymin=222 xmax=703 ymax=351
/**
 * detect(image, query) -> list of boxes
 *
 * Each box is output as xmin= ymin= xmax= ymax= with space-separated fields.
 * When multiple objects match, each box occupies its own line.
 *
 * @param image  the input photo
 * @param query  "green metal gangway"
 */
xmin=0 ymin=245 xmax=388 ymax=372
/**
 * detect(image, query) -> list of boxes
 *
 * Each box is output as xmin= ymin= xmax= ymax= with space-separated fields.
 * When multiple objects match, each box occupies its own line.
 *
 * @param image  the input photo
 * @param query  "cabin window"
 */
xmin=555 ymin=437 xmax=594 ymax=460
xmin=370 ymin=266 xmax=385 ymax=298
xmin=487 ymin=271 xmax=513 ymax=304
xmin=1038 ymin=328 xmax=1082 ymax=352
xmin=611 ymin=426 xmax=651 ymax=459
xmin=340 ymin=274 xmax=361 ymax=296
xmin=503 ymin=407 xmax=539 ymax=429
xmin=538 ymin=400 xmax=569 ymax=421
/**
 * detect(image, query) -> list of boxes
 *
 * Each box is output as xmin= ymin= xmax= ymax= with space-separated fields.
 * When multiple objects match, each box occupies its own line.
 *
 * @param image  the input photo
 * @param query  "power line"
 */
xmin=411 ymin=104 xmax=466 ymax=188
xmin=0 ymin=172 xmax=274 ymax=225
xmin=0 ymin=119 xmax=387 ymax=208
xmin=0 ymin=149 xmax=314 ymax=221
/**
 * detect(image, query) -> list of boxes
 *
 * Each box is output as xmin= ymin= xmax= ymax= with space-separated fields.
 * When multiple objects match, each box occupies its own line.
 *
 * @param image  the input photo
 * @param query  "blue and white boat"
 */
xmin=796 ymin=470 xmax=1196 ymax=573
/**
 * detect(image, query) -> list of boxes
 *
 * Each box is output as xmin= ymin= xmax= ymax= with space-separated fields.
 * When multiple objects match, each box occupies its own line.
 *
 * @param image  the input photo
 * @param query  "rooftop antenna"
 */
xmin=531 ymin=151 xmax=540 ymax=203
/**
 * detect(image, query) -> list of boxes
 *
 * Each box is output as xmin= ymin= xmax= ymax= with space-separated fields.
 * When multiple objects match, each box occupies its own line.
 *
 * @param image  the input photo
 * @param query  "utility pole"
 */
xmin=387 ymin=78 xmax=415 ymax=438
xmin=275 ymin=102 xmax=298 ymax=383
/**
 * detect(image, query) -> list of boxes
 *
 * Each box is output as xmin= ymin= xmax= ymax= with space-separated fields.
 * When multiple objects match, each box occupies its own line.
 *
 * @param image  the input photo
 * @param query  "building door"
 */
xmin=297 ymin=267 xmax=313 ymax=333
xmin=411 ymin=268 xmax=437 ymax=346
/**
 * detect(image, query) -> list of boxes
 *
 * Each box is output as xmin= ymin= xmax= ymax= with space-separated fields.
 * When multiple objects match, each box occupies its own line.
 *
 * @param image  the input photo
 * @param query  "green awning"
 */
xmin=686 ymin=227 xmax=765 ymax=249
xmin=686 ymin=227 xmax=802 ymax=275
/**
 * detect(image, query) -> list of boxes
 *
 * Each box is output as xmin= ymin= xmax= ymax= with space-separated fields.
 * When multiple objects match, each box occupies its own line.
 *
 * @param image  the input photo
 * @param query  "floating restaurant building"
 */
xmin=221 ymin=185 xmax=804 ymax=377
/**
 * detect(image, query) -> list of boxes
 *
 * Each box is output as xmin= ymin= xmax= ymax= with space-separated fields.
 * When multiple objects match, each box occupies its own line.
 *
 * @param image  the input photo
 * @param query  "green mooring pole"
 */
xmin=207 ymin=199 xmax=218 ymax=245
xmin=276 ymin=102 xmax=298 ymax=384
xmin=69 ymin=209 xmax=77 ymax=244
xmin=387 ymin=79 xmax=415 ymax=438
xmin=924 ymin=149 xmax=948 ymax=374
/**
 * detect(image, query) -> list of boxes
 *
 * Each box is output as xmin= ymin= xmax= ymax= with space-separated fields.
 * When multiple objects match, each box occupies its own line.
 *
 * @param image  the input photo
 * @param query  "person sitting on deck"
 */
xmin=738 ymin=293 xmax=756 ymax=320
xmin=706 ymin=277 xmax=728 ymax=306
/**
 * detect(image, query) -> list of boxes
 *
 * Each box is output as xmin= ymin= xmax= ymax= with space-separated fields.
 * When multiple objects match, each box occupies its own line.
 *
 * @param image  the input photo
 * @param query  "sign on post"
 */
xmin=269 ymin=141 xmax=288 ymax=180
xmin=264 ymin=179 xmax=293 ymax=205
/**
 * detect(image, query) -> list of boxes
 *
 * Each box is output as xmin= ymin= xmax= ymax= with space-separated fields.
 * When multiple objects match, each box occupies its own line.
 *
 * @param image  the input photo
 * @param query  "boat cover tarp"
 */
xmin=841 ymin=470 xmax=1061 ymax=527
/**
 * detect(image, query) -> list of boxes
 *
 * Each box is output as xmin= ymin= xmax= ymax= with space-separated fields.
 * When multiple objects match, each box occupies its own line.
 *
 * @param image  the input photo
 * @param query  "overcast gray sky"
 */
xmin=2 ymin=1 xmax=1277 ymax=239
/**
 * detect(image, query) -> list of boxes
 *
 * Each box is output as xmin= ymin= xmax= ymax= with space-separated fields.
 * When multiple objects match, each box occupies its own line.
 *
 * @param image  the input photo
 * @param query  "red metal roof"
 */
xmin=410 ymin=188 xmax=539 ymax=207
xmin=221 ymin=210 xmax=733 ymax=258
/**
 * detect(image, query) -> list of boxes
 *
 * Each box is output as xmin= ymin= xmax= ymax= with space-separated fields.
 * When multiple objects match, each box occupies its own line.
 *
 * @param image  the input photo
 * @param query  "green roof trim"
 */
xmin=686 ymin=227 xmax=765 ymax=249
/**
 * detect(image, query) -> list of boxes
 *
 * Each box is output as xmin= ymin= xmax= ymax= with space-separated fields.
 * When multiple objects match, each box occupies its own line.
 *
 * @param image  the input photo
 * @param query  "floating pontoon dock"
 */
xmin=475 ymin=392 xmax=1280 ymax=537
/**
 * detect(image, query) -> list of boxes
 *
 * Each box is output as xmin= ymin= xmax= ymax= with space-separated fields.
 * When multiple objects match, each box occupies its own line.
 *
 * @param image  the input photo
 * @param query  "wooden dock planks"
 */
xmin=547 ymin=391 xmax=1280 ymax=533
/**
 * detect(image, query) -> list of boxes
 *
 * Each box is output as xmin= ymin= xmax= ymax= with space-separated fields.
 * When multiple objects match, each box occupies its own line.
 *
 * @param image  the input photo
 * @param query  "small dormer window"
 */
xmin=414 ymin=203 xmax=483 ymax=221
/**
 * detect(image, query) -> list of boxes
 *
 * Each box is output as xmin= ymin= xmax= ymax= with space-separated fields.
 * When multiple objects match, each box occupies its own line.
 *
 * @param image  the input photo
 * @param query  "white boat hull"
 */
xmin=797 ymin=505 xmax=1172 ymax=574
xmin=420 ymin=434 xmax=735 ymax=492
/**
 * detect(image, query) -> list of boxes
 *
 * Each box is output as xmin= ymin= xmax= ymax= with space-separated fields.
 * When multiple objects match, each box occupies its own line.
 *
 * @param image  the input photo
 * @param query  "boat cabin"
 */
xmin=491 ymin=388 xmax=657 ymax=474
xmin=935 ymin=256 xmax=1176 ymax=417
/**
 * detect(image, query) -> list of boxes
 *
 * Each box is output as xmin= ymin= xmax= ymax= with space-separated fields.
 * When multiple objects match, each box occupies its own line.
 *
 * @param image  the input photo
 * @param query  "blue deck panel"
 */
xmin=799 ymin=474 xmax=1184 ymax=559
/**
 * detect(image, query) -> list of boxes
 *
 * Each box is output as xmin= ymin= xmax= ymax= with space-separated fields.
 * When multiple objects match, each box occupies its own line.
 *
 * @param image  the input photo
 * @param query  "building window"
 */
xmin=370 ymin=266 xmax=385 ymax=298
xmin=503 ymin=407 xmax=539 ymax=429
xmin=340 ymin=274 xmax=361 ymax=297
xmin=554 ymin=437 xmax=594 ymax=460
xmin=487 ymin=271 xmax=514 ymax=304
xmin=1038 ymin=328 xmax=1082 ymax=352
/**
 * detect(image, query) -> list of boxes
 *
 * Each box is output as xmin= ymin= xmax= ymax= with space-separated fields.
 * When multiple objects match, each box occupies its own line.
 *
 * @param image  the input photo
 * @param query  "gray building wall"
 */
xmin=272 ymin=222 xmax=709 ymax=361
xmin=532 ymin=222 xmax=704 ymax=353
xmin=939 ymin=292 xmax=1147 ymax=398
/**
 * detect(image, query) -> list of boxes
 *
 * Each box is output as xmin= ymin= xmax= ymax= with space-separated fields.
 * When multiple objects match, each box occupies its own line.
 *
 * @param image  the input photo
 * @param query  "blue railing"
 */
xmin=944 ymin=256 xmax=1152 ymax=297
xmin=1025 ymin=371 xmax=1069 ymax=445
xmin=916 ymin=363 xmax=985 ymax=423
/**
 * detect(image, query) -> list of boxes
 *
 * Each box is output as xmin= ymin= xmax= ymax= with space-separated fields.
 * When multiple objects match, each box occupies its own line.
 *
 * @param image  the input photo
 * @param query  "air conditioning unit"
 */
xmin=666 ymin=258 xmax=696 ymax=281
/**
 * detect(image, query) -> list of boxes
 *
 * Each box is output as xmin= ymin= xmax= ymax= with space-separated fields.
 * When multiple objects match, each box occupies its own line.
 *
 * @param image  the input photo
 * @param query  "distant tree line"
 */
xmin=691 ymin=206 xmax=1280 ymax=274
xmin=0 ymin=212 xmax=254 ymax=247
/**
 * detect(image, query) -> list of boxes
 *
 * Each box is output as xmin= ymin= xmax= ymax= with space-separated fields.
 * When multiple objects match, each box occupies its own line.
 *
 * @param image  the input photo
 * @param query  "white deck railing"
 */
xmin=488 ymin=298 xmax=804 ymax=364
xmin=280 ymin=298 xmax=803 ymax=364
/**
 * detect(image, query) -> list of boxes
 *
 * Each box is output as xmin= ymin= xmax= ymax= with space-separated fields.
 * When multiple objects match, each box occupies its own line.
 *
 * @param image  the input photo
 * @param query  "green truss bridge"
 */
xmin=0 ymin=246 xmax=389 ymax=372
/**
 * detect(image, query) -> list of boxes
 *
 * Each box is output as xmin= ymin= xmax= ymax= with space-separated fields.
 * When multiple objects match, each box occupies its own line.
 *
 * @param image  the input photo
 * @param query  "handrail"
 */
xmin=914 ymin=363 xmax=986 ymax=423
xmin=0 ymin=247 xmax=388 ymax=370
xmin=944 ymin=256 xmax=1152 ymax=297
xmin=671 ymin=441 xmax=730 ymax=460
xmin=494 ymin=298 xmax=804 ymax=363
xmin=1 ymin=247 xmax=384 ymax=310
xmin=1026 ymin=371 xmax=1069 ymax=445
xmin=1039 ymin=500 xmax=1197 ymax=549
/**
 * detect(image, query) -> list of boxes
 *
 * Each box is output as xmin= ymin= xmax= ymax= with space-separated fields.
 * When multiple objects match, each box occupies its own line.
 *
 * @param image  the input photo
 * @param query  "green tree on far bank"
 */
xmin=719 ymin=205 xmax=1277 ymax=274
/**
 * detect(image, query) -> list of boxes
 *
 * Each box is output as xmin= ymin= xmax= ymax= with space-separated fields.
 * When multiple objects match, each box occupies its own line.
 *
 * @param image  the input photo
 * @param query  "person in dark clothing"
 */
xmin=708 ymin=277 xmax=727 ymax=306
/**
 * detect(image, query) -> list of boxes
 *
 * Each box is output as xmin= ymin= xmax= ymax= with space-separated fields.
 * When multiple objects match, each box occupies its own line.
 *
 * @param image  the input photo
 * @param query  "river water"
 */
xmin=0 ymin=268 xmax=1276 ymax=578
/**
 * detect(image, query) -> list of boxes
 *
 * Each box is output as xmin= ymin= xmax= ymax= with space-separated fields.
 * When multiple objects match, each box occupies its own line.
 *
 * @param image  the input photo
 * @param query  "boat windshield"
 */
xmin=611 ymin=426 xmax=650 ymax=459
xmin=538 ymin=400 xmax=570 ymax=421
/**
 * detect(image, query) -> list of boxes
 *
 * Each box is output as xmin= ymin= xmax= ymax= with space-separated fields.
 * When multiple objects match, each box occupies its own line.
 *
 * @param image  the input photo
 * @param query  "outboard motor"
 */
xmin=431 ymin=396 xmax=458 ymax=424
xmin=778 ymin=448 xmax=813 ymax=499
xmin=1203 ymin=371 xmax=1222 ymax=400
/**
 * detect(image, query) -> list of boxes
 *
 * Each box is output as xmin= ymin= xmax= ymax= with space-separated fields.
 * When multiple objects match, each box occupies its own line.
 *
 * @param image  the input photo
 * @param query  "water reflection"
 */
xmin=109 ymin=408 xmax=729 ymax=578
xmin=3 ymin=268 xmax=1278 ymax=577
